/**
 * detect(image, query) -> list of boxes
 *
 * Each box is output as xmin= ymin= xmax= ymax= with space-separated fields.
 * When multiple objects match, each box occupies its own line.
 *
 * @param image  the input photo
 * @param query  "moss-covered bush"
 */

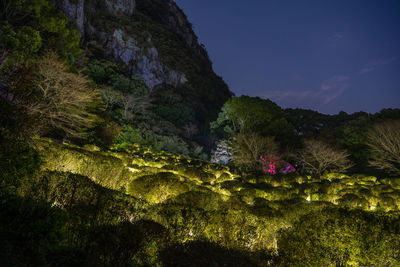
xmin=127 ymin=172 xmax=194 ymax=203
xmin=22 ymin=137 xmax=400 ymax=264
xmin=278 ymin=208 xmax=400 ymax=266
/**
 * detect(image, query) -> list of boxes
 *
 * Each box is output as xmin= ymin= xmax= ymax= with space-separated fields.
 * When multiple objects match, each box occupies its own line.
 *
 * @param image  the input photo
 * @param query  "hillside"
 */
xmin=2 ymin=137 xmax=400 ymax=265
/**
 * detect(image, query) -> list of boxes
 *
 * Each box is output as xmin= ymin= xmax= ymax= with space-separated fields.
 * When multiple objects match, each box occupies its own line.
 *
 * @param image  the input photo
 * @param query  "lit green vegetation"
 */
xmin=35 ymin=137 xmax=236 ymax=193
xmin=278 ymin=208 xmax=400 ymax=266
xmin=36 ymin=137 xmax=400 ymax=213
xmin=24 ymin=137 xmax=400 ymax=265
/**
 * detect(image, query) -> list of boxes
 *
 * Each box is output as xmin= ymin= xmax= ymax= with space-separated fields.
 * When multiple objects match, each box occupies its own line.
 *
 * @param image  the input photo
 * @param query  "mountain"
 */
xmin=53 ymin=0 xmax=232 ymax=133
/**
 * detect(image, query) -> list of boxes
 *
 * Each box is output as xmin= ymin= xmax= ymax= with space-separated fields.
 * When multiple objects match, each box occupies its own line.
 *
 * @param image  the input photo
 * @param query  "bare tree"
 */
xmin=297 ymin=140 xmax=353 ymax=175
xmin=27 ymin=52 xmax=101 ymax=138
xmin=231 ymin=132 xmax=279 ymax=172
xmin=367 ymin=120 xmax=400 ymax=175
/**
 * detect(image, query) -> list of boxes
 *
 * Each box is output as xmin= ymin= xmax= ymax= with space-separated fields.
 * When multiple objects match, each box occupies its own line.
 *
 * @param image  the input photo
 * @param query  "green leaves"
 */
xmin=0 ymin=0 xmax=81 ymax=69
xmin=86 ymin=59 xmax=149 ymax=95
xmin=0 ymin=24 xmax=42 ymax=67
xmin=152 ymin=89 xmax=196 ymax=127
xmin=278 ymin=208 xmax=400 ymax=266
xmin=211 ymin=96 xmax=291 ymax=137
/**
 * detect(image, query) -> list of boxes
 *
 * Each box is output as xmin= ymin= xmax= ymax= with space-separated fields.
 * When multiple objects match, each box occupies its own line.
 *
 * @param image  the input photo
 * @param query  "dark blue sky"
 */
xmin=175 ymin=0 xmax=400 ymax=114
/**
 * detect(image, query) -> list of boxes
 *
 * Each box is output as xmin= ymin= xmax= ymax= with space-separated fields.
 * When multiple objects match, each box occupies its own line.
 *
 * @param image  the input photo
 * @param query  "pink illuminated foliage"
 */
xmin=260 ymin=155 xmax=296 ymax=175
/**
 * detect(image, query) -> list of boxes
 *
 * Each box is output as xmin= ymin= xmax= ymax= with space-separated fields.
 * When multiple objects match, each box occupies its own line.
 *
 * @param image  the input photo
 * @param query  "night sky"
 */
xmin=175 ymin=0 xmax=400 ymax=114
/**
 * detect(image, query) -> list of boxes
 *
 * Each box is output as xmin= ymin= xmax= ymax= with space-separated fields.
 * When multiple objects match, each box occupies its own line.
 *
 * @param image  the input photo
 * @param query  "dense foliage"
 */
xmin=278 ymin=208 xmax=400 ymax=266
xmin=2 ymin=138 xmax=400 ymax=265
xmin=0 ymin=0 xmax=81 ymax=68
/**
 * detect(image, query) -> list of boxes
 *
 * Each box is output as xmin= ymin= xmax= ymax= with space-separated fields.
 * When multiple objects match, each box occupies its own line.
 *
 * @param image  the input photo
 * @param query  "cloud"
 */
xmin=321 ymin=85 xmax=347 ymax=104
xmin=359 ymin=57 xmax=397 ymax=74
xmin=330 ymin=75 xmax=349 ymax=83
xmin=327 ymin=32 xmax=345 ymax=47
xmin=263 ymin=74 xmax=350 ymax=108
xmin=331 ymin=32 xmax=345 ymax=41
xmin=320 ymin=84 xmax=332 ymax=91
xmin=317 ymin=75 xmax=349 ymax=104
xmin=360 ymin=67 xmax=375 ymax=74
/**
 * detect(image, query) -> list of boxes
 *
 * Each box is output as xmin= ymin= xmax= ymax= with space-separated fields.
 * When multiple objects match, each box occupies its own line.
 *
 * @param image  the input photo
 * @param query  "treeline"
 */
xmin=211 ymin=95 xmax=400 ymax=177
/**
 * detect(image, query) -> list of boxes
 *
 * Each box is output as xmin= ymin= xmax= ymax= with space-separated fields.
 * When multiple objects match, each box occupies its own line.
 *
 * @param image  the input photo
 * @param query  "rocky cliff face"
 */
xmin=53 ymin=0 xmax=231 ymax=135
xmin=52 ymin=0 xmax=214 ymax=90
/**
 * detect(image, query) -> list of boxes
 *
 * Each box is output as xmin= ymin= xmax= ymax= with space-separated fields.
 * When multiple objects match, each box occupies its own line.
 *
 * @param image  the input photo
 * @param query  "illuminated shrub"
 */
xmin=379 ymin=196 xmax=397 ymax=211
xmin=236 ymin=188 xmax=269 ymax=204
xmin=268 ymin=176 xmax=282 ymax=187
xmin=19 ymin=171 xmax=148 ymax=223
xmin=356 ymin=179 xmax=375 ymax=187
xmin=288 ymin=183 xmax=301 ymax=195
xmin=220 ymin=180 xmax=244 ymax=192
xmin=388 ymin=190 xmax=400 ymax=202
xmin=294 ymin=175 xmax=307 ymax=184
xmin=352 ymin=174 xmax=377 ymax=183
xmin=371 ymin=184 xmax=394 ymax=196
xmin=381 ymin=178 xmax=400 ymax=189
xmin=203 ymin=209 xmax=278 ymax=251
xmin=322 ymin=172 xmax=350 ymax=180
xmin=266 ymin=187 xmax=291 ymax=201
xmin=278 ymin=208 xmax=400 ymax=266
xmin=216 ymin=172 xmax=233 ymax=183
xmin=318 ymin=193 xmax=340 ymax=203
xmin=166 ymin=191 xmax=225 ymax=211
xmin=36 ymin=138 xmax=134 ymax=190
xmin=181 ymin=168 xmax=216 ymax=184
xmin=249 ymin=198 xmax=282 ymax=218
xmin=337 ymin=188 xmax=358 ymax=199
xmin=338 ymin=194 xmax=369 ymax=209
xmin=309 ymin=193 xmax=319 ymax=201
xmin=339 ymin=178 xmax=355 ymax=186
xmin=302 ymin=183 xmax=320 ymax=195
xmin=358 ymin=188 xmax=373 ymax=199
xmin=127 ymin=172 xmax=192 ymax=203
xmin=162 ymin=164 xmax=180 ymax=172
xmin=147 ymin=204 xmax=209 ymax=242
